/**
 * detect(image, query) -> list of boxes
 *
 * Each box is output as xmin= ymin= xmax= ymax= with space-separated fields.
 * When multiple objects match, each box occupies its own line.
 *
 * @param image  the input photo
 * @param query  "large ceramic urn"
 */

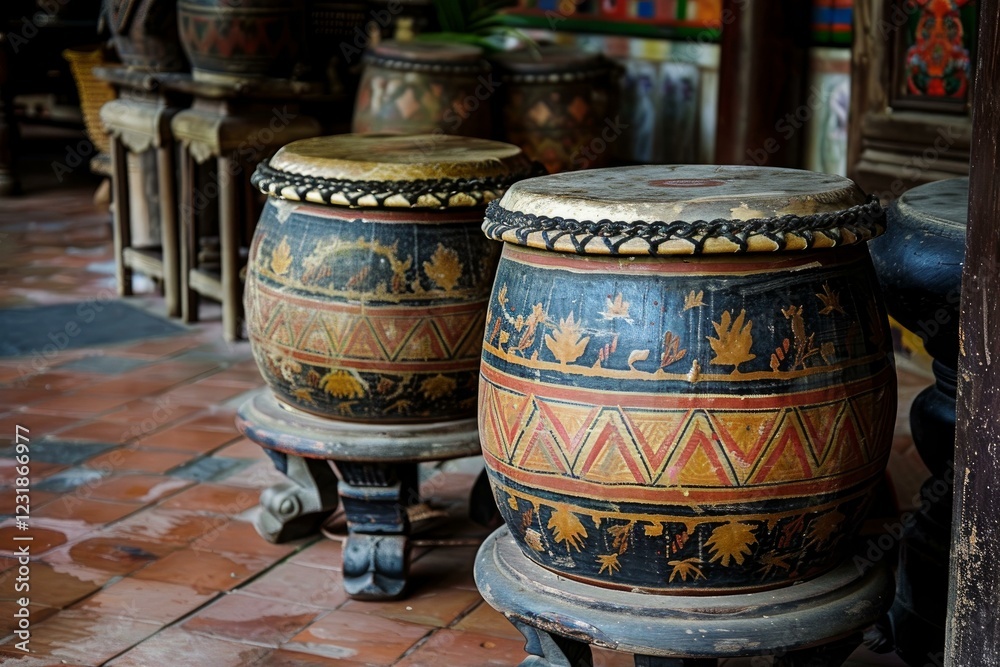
xmin=489 ymin=45 xmax=619 ymax=174
xmin=478 ymin=165 xmax=897 ymax=593
xmin=177 ymin=0 xmax=304 ymax=82
xmin=352 ymin=41 xmax=493 ymax=138
xmin=246 ymin=134 xmax=535 ymax=422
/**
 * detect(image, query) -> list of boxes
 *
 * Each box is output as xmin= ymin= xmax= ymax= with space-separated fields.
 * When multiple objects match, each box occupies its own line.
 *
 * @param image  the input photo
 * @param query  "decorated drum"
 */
xmin=352 ymin=41 xmax=493 ymax=138
xmin=246 ymin=134 xmax=535 ymax=422
xmin=479 ymin=165 xmax=897 ymax=593
xmin=489 ymin=46 xmax=619 ymax=174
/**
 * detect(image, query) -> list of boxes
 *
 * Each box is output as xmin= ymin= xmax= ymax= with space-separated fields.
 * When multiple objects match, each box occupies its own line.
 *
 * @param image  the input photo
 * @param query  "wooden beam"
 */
xmin=946 ymin=1 xmax=1000 ymax=664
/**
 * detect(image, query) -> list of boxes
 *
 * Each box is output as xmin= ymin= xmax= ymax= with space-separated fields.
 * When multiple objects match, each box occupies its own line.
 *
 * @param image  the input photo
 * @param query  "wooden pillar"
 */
xmin=714 ymin=0 xmax=811 ymax=167
xmin=946 ymin=1 xmax=1000 ymax=664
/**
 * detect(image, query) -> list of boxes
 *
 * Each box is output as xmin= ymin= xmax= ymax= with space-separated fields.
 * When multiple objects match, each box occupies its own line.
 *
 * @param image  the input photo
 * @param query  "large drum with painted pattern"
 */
xmin=479 ymin=165 xmax=897 ymax=593
xmin=246 ymin=134 xmax=534 ymax=422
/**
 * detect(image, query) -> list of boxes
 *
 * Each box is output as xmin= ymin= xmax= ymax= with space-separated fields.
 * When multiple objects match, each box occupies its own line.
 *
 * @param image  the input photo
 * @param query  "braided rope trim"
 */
xmin=251 ymin=160 xmax=546 ymax=209
xmin=482 ymin=195 xmax=886 ymax=255
xmin=362 ymin=53 xmax=491 ymax=75
xmin=494 ymin=65 xmax=620 ymax=85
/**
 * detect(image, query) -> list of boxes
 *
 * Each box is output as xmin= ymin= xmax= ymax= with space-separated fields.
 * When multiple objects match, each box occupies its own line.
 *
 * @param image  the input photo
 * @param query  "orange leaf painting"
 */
xmin=707 ymin=310 xmax=756 ymax=372
xmin=705 ymin=521 xmax=758 ymax=567
xmin=544 ymin=312 xmax=590 ymax=365
xmin=547 ymin=507 xmax=588 ymax=552
xmin=270 ymin=237 xmax=293 ymax=276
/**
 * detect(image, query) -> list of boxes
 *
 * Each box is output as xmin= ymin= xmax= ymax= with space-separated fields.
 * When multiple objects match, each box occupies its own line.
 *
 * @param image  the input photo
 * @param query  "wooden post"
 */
xmin=715 ymin=0 xmax=811 ymax=167
xmin=946 ymin=1 xmax=1000 ymax=665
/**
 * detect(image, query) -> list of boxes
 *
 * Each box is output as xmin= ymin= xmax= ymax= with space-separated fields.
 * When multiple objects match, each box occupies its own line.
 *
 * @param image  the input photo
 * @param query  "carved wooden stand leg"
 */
xmin=256 ymin=451 xmax=340 ymax=543
xmin=336 ymin=461 xmax=418 ymax=600
xmin=513 ymin=621 xmax=594 ymax=667
xmin=773 ymin=634 xmax=862 ymax=667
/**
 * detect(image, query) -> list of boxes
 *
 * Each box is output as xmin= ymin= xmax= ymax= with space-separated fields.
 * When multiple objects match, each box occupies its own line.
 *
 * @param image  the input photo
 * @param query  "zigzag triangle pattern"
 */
xmin=479 ymin=380 xmax=892 ymax=490
xmin=248 ymin=287 xmax=484 ymax=364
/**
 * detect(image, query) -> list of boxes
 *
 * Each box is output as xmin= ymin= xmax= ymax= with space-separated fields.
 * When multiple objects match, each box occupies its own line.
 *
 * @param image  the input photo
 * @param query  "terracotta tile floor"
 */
xmin=0 ymin=146 xmax=932 ymax=666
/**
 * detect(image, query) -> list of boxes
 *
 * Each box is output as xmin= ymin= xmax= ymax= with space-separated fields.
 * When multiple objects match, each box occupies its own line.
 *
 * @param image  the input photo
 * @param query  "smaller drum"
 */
xmin=490 ymin=45 xmax=619 ymax=173
xmin=352 ymin=41 xmax=493 ymax=138
xmin=246 ymin=133 xmax=535 ymax=422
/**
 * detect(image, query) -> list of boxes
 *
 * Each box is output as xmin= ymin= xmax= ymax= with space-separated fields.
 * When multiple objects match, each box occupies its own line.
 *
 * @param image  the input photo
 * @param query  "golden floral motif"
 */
xmin=660 ymin=331 xmax=687 ymax=368
xmin=291 ymin=388 xmax=316 ymax=405
xmin=705 ymin=521 xmax=758 ymax=567
xmin=596 ymin=553 xmax=622 ymax=575
xmin=599 ymin=293 xmax=632 ymax=323
xmin=667 ymin=557 xmax=706 ymax=583
xmin=270 ymin=237 xmax=293 ymax=276
xmin=683 ymin=290 xmax=705 ymax=311
xmin=545 ymin=312 xmax=590 ymax=365
xmin=780 ymin=305 xmax=820 ymax=370
xmin=509 ymin=303 xmax=547 ymax=356
xmin=707 ymin=310 xmax=756 ymax=372
xmin=757 ymin=551 xmax=792 ymax=577
xmin=422 ymin=244 xmax=463 ymax=291
xmin=420 ymin=374 xmax=457 ymax=400
xmin=806 ymin=509 xmax=845 ymax=548
xmin=547 ymin=507 xmax=588 ymax=552
xmin=318 ymin=369 xmax=367 ymax=399
xmin=816 ymin=283 xmax=846 ymax=315
xmin=608 ymin=521 xmax=635 ymax=555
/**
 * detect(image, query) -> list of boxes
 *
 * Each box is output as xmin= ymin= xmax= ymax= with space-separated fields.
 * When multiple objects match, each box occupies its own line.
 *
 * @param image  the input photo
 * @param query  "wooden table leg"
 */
xmin=109 ymin=134 xmax=133 ymax=297
xmin=218 ymin=154 xmax=241 ymax=340
xmin=157 ymin=143 xmax=180 ymax=318
xmin=179 ymin=149 xmax=199 ymax=324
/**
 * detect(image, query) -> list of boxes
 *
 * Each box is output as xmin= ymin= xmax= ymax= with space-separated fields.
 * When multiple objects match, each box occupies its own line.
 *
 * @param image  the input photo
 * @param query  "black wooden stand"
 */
xmin=475 ymin=527 xmax=893 ymax=667
xmin=236 ymin=389 xmax=483 ymax=599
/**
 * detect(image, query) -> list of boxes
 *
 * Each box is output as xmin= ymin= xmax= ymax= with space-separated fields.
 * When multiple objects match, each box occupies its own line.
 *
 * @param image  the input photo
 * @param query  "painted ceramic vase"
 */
xmin=352 ymin=41 xmax=493 ymax=138
xmin=103 ymin=0 xmax=187 ymax=71
xmin=177 ymin=0 xmax=304 ymax=82
xmin=479 ymin=165 xmax=897 ymax=593
xmin=246 ymin=134 xmax=535 ymax=422
xmin=489 ymin=45 xmax=619 ymax=174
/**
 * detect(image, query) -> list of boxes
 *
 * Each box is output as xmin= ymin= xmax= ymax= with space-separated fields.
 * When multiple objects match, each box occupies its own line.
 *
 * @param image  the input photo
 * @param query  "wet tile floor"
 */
xmin=0 ymin=153 xmax=927 ymax=666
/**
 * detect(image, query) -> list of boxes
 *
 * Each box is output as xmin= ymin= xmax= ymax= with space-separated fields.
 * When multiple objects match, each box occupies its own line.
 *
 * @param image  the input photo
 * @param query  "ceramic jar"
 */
xmin=246 ymin=134 xmax=534 ymax=422
xmin=352 ymin=41 xmax=493 ymax=138
xmin=103 ymin=0 xmax=187 ymax=71
xmin=177 ymin=0 xmax=304 ymax=82
xmin=479 ymin=165 xmax=897 ymax=594
xmin=489 ymin=45 xmax=619 ymax=173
